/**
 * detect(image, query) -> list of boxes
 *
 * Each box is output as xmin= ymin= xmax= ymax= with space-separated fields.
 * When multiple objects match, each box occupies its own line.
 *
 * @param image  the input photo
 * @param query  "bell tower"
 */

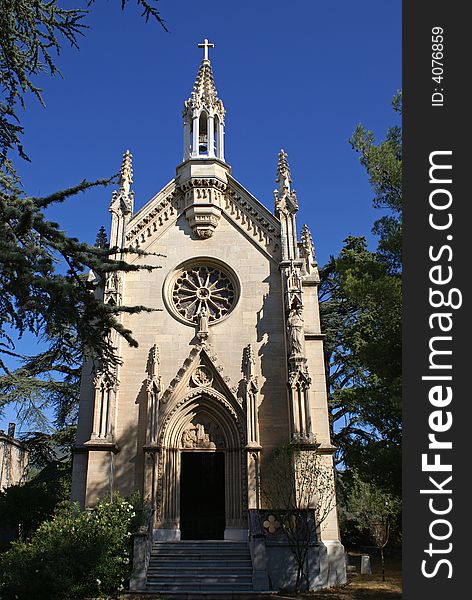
xmin=183 ymin=39 xmax=226 ymax=162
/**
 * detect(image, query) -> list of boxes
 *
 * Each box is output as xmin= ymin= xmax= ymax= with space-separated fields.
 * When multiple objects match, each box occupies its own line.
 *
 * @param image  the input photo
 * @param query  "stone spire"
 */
xmin=276 ymin=149 xmax=292 ymax=194
xmin=301 ymin=224 xmax=316 ymax=263
xmin=182 ymin=40 xmax=226 ymax=161
xmin=119 ymin=149 xmax=133 ymax=197
xmin=274 ymin=149 xmax=298 ymax=214
xmin=274 ymin=149 xmax=299 ymax=261
xmin=109 ymin=150 xmax=134 ymax=250
xmin=299 ymin=224 xmax=319 ymax=280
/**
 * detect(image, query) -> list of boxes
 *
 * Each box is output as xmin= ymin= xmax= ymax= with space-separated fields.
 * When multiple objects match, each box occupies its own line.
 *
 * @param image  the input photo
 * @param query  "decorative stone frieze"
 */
xmin=185 ymin=203 xmax=222 ymax=238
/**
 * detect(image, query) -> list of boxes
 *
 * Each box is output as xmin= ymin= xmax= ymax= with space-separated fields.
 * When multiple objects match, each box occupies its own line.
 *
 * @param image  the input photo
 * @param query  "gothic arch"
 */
xmin=158 ymin=387 xmax=245 ymax=449
xmin=155 ymin=388 xmax=248 ymax=538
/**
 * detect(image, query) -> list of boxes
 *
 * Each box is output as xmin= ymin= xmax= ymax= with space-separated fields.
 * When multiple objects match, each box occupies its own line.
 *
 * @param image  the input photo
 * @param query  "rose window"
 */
xmin=171 ymin=265 xmax=236 ymax=324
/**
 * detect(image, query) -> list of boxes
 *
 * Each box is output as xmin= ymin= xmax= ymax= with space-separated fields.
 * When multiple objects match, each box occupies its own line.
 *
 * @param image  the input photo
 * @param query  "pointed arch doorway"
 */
xmin=180 ymin=450 xmax=225 ymax=539
xmin=155 ymin=390 xmax=248 ymax=541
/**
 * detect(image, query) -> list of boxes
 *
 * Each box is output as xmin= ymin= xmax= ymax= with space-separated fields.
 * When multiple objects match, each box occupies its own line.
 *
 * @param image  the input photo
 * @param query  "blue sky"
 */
xmin=1 ymin=0 xmax=401 ymax=432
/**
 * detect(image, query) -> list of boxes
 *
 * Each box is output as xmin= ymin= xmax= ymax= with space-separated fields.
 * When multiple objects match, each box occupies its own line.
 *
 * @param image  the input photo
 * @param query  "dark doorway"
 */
xmin=180 ymin=451 xmax=225 ymax=540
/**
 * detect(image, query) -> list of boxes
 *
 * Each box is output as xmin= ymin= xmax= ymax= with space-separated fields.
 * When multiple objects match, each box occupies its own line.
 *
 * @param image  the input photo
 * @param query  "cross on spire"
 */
xmin=198 ymin=38 xmax=214 ymax=61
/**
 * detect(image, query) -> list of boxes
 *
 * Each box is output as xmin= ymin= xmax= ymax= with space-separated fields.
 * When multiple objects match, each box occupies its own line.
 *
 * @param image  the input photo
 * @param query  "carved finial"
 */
xmin=276 ymin=149 xmax=291 ymax=192
xmin=274 ymin=149 xmax=298 ymax=216
xmin=119 ymin=150 xmax=133 ymax=196
xmin=300 ymin=224 xmax=319 ymax=278
xmin=243 ymin=344 xmax=256 ymax=381
xmin=110 ymin=150 xmax=134 ymax=219
xmin=301 ymin=224 xmax=316 ymax=264
xmin=150 ymin=344 xmax=160 ymax=377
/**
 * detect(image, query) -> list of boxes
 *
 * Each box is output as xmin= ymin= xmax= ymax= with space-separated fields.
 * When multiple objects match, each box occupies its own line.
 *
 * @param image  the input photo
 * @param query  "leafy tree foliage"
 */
xmin=0 ymin=462 xmax=70 ymax=543
xmin=0 ymin=1 xmax=166 ymax=427
xmin=320 ymin=93 xmax=402 ymax=495
xmin=0 ymin=493 xmax=141 ymax=599
xmin=345 ymin=473 xmax=401 ymax=580
xmin=0 ymin=426 xmax=77 ymax=543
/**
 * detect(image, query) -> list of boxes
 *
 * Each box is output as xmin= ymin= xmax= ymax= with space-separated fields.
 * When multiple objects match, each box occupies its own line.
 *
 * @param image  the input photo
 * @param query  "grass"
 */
xmin=277 ymin=556 xmax=402 ymax=600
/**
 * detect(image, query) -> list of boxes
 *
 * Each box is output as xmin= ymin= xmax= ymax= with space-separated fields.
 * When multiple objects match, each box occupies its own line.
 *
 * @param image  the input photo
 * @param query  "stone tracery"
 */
xmin=172 ymin=264 xmax=236 ymax=323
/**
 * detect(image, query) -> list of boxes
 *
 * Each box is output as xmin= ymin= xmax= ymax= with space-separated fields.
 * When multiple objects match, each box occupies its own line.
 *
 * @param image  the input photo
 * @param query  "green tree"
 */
xmin=320 ymin=93 xmax=402 ymax=495
xmin=0 ymin=463 xmax=70 ymax=543
xmin=0 ymin=493 xmax=141 ymax=599
xmin=0 ymin=1 xmax=166 ymax=427
xmin=345 ymin=473 xmax=401 ymax=581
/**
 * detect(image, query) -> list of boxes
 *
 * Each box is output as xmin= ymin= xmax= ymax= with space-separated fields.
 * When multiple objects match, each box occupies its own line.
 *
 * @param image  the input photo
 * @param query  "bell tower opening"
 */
xmin=180 ymin=451 xmax=225 ymax=540
xmin=198 ymin=112 xmax=209 ymax=155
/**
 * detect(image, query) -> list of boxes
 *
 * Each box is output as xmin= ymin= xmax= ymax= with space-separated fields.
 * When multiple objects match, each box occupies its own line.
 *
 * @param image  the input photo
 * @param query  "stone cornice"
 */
xmin=121 ymin=172 xmax=282 ymax=259
xmin=125 ymin=179 xmax=180 ymax=249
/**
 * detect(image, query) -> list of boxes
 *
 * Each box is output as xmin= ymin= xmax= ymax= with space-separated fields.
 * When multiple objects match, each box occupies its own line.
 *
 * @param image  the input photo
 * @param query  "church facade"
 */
xmin=71 ymin=41 xmax=345 ymax=591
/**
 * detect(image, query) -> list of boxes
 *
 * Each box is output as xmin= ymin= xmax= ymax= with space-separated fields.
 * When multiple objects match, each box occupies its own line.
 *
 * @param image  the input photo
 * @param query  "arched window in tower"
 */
xmin=214 ymin=114 xmax=220 ymax=158
xmin=199 ymin=112 xmax=209 ymax=155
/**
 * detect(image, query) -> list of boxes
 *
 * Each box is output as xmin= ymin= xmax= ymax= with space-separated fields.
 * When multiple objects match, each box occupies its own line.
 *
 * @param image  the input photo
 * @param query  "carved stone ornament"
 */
xmin=263 ymin=515 xmax=281 ymax=534
xmin=181 ymin=422 xmax=216 ymax=449
xmin=287 ymin=304 xmax=305 ymax=357
xmin=191 ymin=365 xmax=214 ymax=388
xmin=171 ymin=264 xmax=237 ymax=324
xmin=185 ymin=203 xmax=222 ymax=238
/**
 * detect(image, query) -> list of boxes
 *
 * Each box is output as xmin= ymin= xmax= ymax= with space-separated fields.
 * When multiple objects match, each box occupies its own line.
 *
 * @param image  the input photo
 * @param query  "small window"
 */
xmin=199 ymin=112 xmax=208 ymax=154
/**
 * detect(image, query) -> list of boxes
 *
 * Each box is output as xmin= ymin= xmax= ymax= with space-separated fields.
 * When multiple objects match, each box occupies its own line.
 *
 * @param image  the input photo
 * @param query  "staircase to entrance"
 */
xmin=145 ymin=540 xmax=255 ymax=594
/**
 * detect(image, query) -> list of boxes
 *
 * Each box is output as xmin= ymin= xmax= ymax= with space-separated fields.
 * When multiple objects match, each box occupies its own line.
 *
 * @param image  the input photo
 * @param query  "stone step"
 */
xmin=146 ymin=575 xmax=253 ymax=584
xmin=123 ymin=592 xmax=275 ymax=599
xmin=147 ymin=566 xmax=252 ymax=574
xmin=150 ymin=552 xmax=250 ymax=561
xmin=145 ymin=583 xmax=254 ymax=592
xmin=148 ymin=560 xmax=252 ymax=569
xmin=152 ymin=544 xmax=248 ymax=547
xmin=146 ymin=541 xmax=254 ymax=593
xmin=150 ymin=552 xmax=250 ymax=562
xmin=151 ymin=546 xmax=250 ymax=552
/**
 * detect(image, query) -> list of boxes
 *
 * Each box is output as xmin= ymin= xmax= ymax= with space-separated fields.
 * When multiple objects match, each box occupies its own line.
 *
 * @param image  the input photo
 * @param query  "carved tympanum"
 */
xmin=181 ymin=422 xmax=217 ymax=449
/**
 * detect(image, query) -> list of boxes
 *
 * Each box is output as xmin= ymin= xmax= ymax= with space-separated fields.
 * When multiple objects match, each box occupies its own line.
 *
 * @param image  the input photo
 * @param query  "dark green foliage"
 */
xmin=0 ymin=2 xmax=168 ymax=426
xmin=344 ymin=472 xmax=401 ymax=580
xmin=0 ymin=462 xmax=70 ymax=543
xmin=320 ymin=93 xmax=402 ymax=496
xmin=0 ymin=493 xmax=141 ymax=599
xmin=95 ymin=225 xmax=108 ymax=249
xmin=20 ymin=425 xmax=76 ymax=467
xmin=0 ymin=177 xmax=161 ymax=426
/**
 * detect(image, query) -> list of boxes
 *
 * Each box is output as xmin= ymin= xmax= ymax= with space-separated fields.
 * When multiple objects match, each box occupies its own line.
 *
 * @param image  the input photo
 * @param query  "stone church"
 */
xmin=72 ymin=40 xmax=345 ymax=592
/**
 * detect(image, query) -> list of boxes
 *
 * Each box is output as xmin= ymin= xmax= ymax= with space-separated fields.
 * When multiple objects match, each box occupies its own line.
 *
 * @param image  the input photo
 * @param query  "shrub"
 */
xmin=0 ymin=466 xmax=70 ymax=545
xmin=0 ymin=493 xmax=141 ymax=600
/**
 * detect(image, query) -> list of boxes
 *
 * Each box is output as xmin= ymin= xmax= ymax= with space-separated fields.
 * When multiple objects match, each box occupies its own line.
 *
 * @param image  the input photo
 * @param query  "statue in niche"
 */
xmin=197 ymin=304 xmax=209 ymax=339
xmin=287 ymin=303 xmax=305 ymax=356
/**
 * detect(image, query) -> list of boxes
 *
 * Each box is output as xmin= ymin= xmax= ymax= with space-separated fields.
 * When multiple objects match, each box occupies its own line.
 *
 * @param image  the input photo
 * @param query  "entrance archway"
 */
xmin=180 ymin=451 xmax=225 ymax=539
xmin=155 ymin=389 xmax=247 ymax=540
